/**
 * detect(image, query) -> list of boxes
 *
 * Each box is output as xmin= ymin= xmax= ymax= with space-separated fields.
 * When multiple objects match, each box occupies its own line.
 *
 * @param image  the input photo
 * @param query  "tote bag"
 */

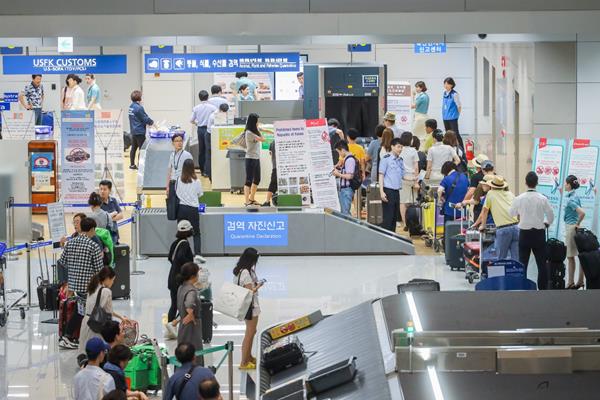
xmin=87 ymin=287 xmax=112 ymax=333
xmin=214 ymin=281 xmax=253 ymax=321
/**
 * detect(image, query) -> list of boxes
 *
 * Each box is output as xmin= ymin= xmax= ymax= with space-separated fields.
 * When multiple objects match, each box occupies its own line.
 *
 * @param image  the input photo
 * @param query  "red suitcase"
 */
xmin=59 ymin=296 xmax=83 ymax=339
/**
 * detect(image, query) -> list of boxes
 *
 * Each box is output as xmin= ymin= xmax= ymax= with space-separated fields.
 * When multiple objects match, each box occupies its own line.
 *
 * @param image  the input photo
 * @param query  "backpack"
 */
xmin=94 ymin=228 xmax=114 ymax=267
xmin=344 ymin=155 xmax=362 ymax=191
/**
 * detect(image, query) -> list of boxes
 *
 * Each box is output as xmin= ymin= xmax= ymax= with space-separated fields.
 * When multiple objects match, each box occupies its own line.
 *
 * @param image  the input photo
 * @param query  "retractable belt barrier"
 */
xmin=9 ymin=202 xmax=139 ymax=209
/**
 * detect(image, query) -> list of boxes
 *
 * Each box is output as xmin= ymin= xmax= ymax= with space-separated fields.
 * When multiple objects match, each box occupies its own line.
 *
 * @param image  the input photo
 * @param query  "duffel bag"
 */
xmin=547 ymin=238 xmax=567 ymax=263
xmin=574 ymin=228 xmax=600 ymax=253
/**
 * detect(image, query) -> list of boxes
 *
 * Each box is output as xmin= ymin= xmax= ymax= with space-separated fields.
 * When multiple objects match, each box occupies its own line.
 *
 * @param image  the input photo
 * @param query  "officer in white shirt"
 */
xmin=510 ymin=171 xmax=555 ymax=290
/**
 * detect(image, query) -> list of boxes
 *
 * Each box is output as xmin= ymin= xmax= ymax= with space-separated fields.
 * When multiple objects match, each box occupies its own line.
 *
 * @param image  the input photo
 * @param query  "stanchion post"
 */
xmin=130 ymin=202 xmax=146 ymax=275
xmin=26 ymin=243 xmax=31 ymax=307
xmin=354 ymin=189 xmax=362 ymax=220
xmin=227 ymin=341 xmax=234 ymax=400
xmin=5 ymin=197 xmax=17 ymax=261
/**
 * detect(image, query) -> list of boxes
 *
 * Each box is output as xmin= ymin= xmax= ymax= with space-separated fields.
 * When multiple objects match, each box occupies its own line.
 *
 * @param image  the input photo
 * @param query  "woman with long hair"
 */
xmin=234 ymin=247 xmax=264 ymax=370
xmin=78 ymin=267 xmax=129 ymax=354
xmin=176 ymin=262 xmax=205 ymax=364
xmin=176 ymin=159 xmax=204 ymax=257
xmin=62 ymin=74 xmax=86 ymax=110
xmin=379 ymin=128 xmax=394 ymax=159
xmin=563 ymin=175 xmax=586 ymax=289
xmin=243 ymin=113 xmax=266 ymax=206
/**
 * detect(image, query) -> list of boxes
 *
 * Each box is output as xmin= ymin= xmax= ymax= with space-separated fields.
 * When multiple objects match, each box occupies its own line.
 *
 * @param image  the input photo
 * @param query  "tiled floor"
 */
xmin=0 ymin=252 xmax=472 ymax=399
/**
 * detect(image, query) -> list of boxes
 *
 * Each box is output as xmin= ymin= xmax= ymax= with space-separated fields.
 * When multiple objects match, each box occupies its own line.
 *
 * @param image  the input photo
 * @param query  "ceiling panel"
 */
xmin=155 ymin=0 xmax=309 ymax=13
xmin=0 ymin=0 xmax=154 ymax=14
xmin=466 ymin=0 xmax=600 ymax=11
xmin=310 ymin=0 xmax=463 ymax=13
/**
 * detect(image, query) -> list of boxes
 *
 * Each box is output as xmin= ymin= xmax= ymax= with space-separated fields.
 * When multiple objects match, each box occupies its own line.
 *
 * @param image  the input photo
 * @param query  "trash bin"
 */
xmin=226 ymin=149 xmax=246 ymax=194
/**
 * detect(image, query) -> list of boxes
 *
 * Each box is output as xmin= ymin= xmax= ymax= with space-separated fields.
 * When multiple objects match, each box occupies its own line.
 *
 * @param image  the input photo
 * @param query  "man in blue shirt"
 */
xmin=378 ymin=138 xmax=405 ymax=232
xmin=85 ymin=74 xmax=101 ymax=110
xmin=99 ymin=180 xmax=123 ymax=244
xmin=128 ymin=90 xmax=155 ymax=169
xmin=191 ymin=90 xmax=217 ymax=179
xmin=164 ymin=342 xmax=216 ymax=400
xmin=208 ymin=85 xmax=228 ymax=109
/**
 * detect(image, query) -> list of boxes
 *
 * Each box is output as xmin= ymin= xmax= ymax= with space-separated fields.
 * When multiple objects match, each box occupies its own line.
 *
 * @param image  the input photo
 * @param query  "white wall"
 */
xmin=577 ymin=41 xmax=600 ymax=140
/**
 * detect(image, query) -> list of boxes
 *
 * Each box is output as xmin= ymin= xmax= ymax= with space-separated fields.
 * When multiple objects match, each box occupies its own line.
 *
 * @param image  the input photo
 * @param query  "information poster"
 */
xmin=305 ymin=119 xmax=340 ymax=211
xmin=557 ymin=139 xmax=600 ymax=237
xmin=224 ymin=214 xmax=288 ymax=247
xmin=217 ymin=125 xmax=274 ymax=150
xmin=274 ymin=120 xmax=311 ymax=204
xmin=386 ymin=81 xmax=412 ymax=133
xmin=0 ymin=110 xmax=35 ymax=139
xmin=532 ymin=138 xmax=567 ymax=239
xmin=94 ymin=109 xmax=125 ymax=199
xmin=47 ymin=202 xmax=67 ymax=246
xmin=61 ymin=110 xmax=95 ymax=204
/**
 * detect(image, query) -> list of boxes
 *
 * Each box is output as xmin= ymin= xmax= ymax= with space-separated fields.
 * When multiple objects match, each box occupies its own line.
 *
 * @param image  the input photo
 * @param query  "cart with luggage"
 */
xmin=421 ymin=186 xmax=445 ymax=252
xmin=464 ymin=225 xmax=497 ymax=284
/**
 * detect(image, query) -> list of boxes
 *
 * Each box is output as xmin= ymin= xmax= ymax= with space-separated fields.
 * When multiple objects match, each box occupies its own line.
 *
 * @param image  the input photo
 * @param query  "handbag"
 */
xmin=87 ymin=287 xmax=112 ymax=333
xmin=166 ymin=179 xmax=179 ymax=220
xmin=230 ymin=130 xmax=247 ymax=149
xmin=213 ymin=277 xmax=253 ymax=321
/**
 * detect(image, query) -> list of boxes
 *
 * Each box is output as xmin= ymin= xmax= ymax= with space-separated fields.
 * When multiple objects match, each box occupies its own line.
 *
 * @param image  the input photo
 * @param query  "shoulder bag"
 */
xmin=213 ymin=273 xmax=253 ymax=321
xmin=230 ymin=130 xmax=247 ymax=149
xmin=87 ymin=287 xmax=112 ymax=333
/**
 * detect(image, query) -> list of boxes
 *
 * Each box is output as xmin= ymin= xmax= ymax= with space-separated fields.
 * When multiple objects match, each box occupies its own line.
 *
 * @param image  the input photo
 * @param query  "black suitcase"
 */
xmin=262 ymin=335 xmax=305 ymax=375
xmin=112 ymin=244 xmax=131 ymax=299
xmin=578 ymin=250 xmax=600 ymax=285
xmin=397 ymin=279 xmax=440 ymax=293
xmin=547 ymin=238 xmax=567 ymax=263
xmin=547 ymin=261 xmax=566 ymax=290
xmin=574 ymin=228 xmax=600 ymax=253
xmin=201 ymin=300 xmax=213 ymax=343
xmin=445 ymin=220 xmax=464 ymax=270
xmin=406 ymin=204 xmax=424 ymax=236
xmin=37 ymin=280 xmax=60 ymax=311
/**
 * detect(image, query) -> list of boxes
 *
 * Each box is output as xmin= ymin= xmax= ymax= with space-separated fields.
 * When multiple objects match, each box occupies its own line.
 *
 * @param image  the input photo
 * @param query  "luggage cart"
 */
xmin=465 ymin=225 xmax=497 ymax=284
xmin=421 ymin=186 xmax=444 ymax=252
xmin=0 ymin=244 xmax=27 ymax=326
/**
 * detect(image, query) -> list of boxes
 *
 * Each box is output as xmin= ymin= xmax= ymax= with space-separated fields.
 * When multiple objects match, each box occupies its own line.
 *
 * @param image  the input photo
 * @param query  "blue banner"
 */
xmin=144 ymin=53 xmax=300 ymax=73
xmin=61 ymin=110 xmax=96 ymax=204
xmin=532 ymin=138 xmax=567 ymax=239
xmin=0 ymin=102 xmax=10 ymax=111
xmin=224 ymin=214 xmax=288 ymax=247
xmin=414 ymin=43 xmax=447 ymax=54
xmin=347 ymin=44 xmax=372 ymax=52
xmin=0 ymin=47 xmax=23 ymax=55
xmin=2 ymin=55 xmax=127 ymax=75
xmin=3 ymin=92 xmax=19 ymax=102
xmin=150 ymin=45 xmax=174 ymax=54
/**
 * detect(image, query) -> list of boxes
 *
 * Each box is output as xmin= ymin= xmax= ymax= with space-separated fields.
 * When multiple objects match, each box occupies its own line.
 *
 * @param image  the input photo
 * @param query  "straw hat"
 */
xmin=470 ymin=154 xmax=489 ymax=168
xmin=383 ymin=112 xmax=396 ymax=122
xmin=483 ymin=175 xmax=508 ymax=189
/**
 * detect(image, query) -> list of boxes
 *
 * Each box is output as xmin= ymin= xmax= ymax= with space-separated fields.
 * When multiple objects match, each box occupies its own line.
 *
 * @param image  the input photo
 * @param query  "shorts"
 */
xmin=565 ymin=224 xmax=579 ymax=258
xmin=245 ymin=158 xmax=261 ymax=186
xmin=268 ymin=168 xmax=277 ymax=193
xmin=400 ymin=179 xmax=417 ymax=203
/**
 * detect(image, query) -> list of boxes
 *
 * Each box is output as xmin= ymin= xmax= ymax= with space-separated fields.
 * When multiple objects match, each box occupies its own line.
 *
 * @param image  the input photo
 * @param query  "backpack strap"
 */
xmin=175 ymin=364 xmax=197 ymax=399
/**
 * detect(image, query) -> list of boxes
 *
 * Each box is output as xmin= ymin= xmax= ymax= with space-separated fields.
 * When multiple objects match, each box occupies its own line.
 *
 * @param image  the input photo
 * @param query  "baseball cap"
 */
xmin=177 ymin=220 xmax=193 ymax=232
xmin=85 ymin=337 xmax=110 ymax=358
xmin=481 ymin=160 xmax=494 ymax=171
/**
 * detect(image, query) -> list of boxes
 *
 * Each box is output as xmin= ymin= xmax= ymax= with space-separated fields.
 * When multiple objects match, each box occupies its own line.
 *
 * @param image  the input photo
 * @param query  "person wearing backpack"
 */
xmin=332 ymin=140 xmax=361 ymax=216
xmin=176 ymin=262 xmax=205 ymax=365
xmin=378 ymin=138 xmax=405 ymax=232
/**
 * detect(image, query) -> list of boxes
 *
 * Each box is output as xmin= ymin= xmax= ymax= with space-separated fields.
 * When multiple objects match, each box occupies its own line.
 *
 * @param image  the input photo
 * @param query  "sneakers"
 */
xmin=164 ymin=322 xmax=178 ymax=340
xmin=261 ymin=201 xmax=271 ymax=207
xmin=194 ymin=255 xmax=207 ymax=264
xmin=129 ymin=165 xmax=138 ymax=170
xmin=59 ymin=337 xmax=78 ymax=350
xmin=239 ymin=361 xmax=256 ymax=370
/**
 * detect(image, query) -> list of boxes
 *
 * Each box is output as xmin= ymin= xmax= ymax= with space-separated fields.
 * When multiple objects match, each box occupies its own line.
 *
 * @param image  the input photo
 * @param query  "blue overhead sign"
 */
xmin=2 ymin=55 xmax=127 ymax=75
xmin=224 ymin=214 xmax=288 ymax=247
xmin=1 ymin=47 xmax=23 ymax=55
xmin=348 ymin=44 xmax=372 ymax=53
xmin=144 ymin=53 xmax=300 ymax=73
xmin=3 ymin=92 xmax=19 ymax=103
xmin=0 ymin=102 xmax=10 ymax=111
xmin=414 ymin=43 xmax=447 ymax=54
xmin=150 ymin=45 xmax=174 ymax=54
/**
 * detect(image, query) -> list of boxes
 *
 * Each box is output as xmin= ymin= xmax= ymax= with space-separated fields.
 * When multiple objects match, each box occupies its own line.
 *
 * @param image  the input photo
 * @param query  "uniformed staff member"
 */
xmin=379 ymin=138 xmax=405 ymax=232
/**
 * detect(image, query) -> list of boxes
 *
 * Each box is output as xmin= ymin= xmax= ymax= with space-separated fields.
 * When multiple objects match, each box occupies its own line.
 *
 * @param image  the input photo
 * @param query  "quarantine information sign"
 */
xmin=61 ymin=110 xmax=95 ymax=204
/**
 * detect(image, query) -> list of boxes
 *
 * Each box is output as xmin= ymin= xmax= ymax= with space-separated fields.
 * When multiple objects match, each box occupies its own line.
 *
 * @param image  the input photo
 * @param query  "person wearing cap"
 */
xmin=383 ymin=111 xmax=401 ymax=138
xmin=425 ymin=130 xmax=460 ymax=184
xmin=473 ymin=176 xmax=519 ymax=260
xmin=458 ymin=155 xmax=491 ymax=220
xmin=73 ymin=338 xmax=115 ymax=400
xmin=379 ymin=138 xmax=405 ymax=232
xmin=563 ymin=175 xmax=586 ymax=289
xmin=166 ymin=220 xmax=196 ymax=338
xmin=510 ymin=171 xmax=554 ymax=290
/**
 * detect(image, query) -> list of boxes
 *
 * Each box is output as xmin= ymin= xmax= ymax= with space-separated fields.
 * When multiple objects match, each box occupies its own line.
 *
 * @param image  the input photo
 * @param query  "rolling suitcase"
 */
xmin=366 ymin=184 xmax=383 ymax=225
xmin=444 ymin=218 xmax=464 ymax=270
xmin=547 ymin=261 xmax=566 ymax=290
xmin=59 ymin=296 xmax=83 ymax=340
xmin=547 ymin=238 xmax=567 ymax=263
xmin=405 ymin=203 xmax=424 ymax=236
xmin=578 ymin=250 xmax=600 ymax=289
xmin=112 ymin=244 xmax=131 ymax=299
xmin=262 ymin=335 xmax=305 ymax=375
xmin=574 ymin=228 xmax=599 ymax=253
xmin=201 ymin=300 xmax=213 ymax=343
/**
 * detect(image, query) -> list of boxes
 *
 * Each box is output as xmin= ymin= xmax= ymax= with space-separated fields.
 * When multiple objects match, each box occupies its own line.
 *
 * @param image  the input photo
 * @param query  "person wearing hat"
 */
xmin=473 ymin=175 xmax=519 ymax=260
xmin=383 ymin=111 xmax=401 ymax=138
xmin=563 ymin=175 xmax=586 ymax=289
xmin=509 ymin=171 xmax=554 ymax=290
xmin=73 ymin=337 xmax=115 ymax=400
xmin=165 ymin=220 xmax=196 ymax=339
xmin=458 ymin=155 xmax=491 ymax=220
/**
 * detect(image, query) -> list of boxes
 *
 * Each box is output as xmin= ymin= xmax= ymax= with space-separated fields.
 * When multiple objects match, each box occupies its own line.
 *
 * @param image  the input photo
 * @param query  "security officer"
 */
xmin=378 ymin=137 xmax=405 ymax=232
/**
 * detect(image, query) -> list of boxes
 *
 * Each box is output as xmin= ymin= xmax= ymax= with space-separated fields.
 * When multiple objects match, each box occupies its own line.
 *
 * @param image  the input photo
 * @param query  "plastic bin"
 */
xmin=262 ymin=378 xmax=306 ymax=400
xmin=226 ymin=149 xmax=246 ymax=193
xmin=306 ymin=356 xmax=357 ymax=394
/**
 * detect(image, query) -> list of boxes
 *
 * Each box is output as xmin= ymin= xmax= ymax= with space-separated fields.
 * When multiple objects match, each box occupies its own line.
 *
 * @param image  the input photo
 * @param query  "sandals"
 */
xmin=245 ymin=200 xmax=260 ymax=207
xmin=239 ymin=361 xmax=256 ymax=370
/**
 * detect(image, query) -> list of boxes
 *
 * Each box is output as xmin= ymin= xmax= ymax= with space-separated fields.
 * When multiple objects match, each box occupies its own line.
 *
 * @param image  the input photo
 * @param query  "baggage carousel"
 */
xmin=254 ymin=290 xmax=600 ymax=399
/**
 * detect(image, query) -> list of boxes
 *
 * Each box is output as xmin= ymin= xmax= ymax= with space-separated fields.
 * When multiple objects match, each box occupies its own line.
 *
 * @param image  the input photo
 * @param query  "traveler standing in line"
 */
xmin=379 ymin=138 xmax=405 ymax=232
xmin=411 ymin=81 xmax=429 ymax=140
xmin=473 ymin=176 xmax=519 ymax=260
xmin=399 ymin=132 xmax=420 ymax=231
xmin=425 ymin=131 xmax=460 ymax=184
xmin=190 ymin=90 xmax=217 ymax=178
xmin=207 ymin=85 xmax=228 ymax=109
xmin=459 ymin=157 xmax=494 ymax=222
xmin=366 ymin=124 xmax=385 ymax=179
xmin=332 ymin=141 xmax=357 ymax=216
xmin=379 ymin=128 xmax=394 ymax=160
xmin=165 ymin=132 xmax=193 ymax=200
xmin=103 ymin=345 xmax=148 ymax=400
xmin=423 ymin=119 xmax=442 ymax=153
xmin=509 ymin=171 xmax=555 ymax=290
xmin=443 ymin=130 xmax=466 ymax=170
xmin=328 ymin=118 xmax=346 ymax=165
xmin=62 ymin=74 xmax=86 ymax=110
xmin=73 ymin=338 xmax=115 ymax=399
xmin=438 ymin=161 xmax=469 ymax=223
xmin=263 ymin=140 xmax=278 ymax=207
xmin=164 ymin=343 xmax=216 ymax=400
xmin=234 ymin=248 xmax=264 ymax=370
xmin=177 ymin=263 xmax=205 ymax=365
xmin=85 ymin=74 xmax=102 ymax=110
xmin=383 ymin=112 xmax=401 ymax=138
xmin=99 ymin=180 xmax=123 ymax=244
xmin=128 ymin=90 xmax=154 ymax=170
xmin=88 ymin=192 xmax=112 ymax=230
xmin=346 ymin=128 xmax=366 ymax=180
xmin=199 ymin=379 xmax=223 ymax=400
xmin=442 ymin=77 xmax=465 ymax=159
xmin=78 ymin=267 xmax=129 ymax=354
xmin=243 ymin=113 xmax=265 ymax=206
xmin=19 ymin=74 xmax=44 ymax=125
xmin=297 ymin=72 xmax=304 ymax=100
xmin=176 ymin=159 xmax=204 ymax=257
xmin=412 ymin=136 xmax=427 ymax=174
xmin=235 ymin=72 xmax=258 ymax=100
xmin=563 ymin=175 xmax=586 ymax=289
xmin=237 ymin=84 xmax=254 ymax=101
xmin=165 ymin=220 xmax=195 ymax=339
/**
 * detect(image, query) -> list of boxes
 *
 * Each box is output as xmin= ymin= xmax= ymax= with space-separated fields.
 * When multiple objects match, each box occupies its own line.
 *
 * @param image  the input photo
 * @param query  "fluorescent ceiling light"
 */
xmin=405 ymin=292 xmax=424 ymax=332
xmin=427 ymin=365 xmax=445 ymax=400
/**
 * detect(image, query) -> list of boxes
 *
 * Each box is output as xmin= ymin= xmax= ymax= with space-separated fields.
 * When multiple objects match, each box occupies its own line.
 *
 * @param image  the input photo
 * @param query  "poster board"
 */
xmin=94 ymin=109 xmax=125 ymax=199
xmin=305 ymin=119 xmax=340 ymax=211
xmin=60 ymin=110 xmax=95 ymax=204
xmin=0 ymin=109 xmax=35 ymax=139
xmin=274 ymin=120 xmax=312 ymax=204
xmin=386 ymin=81 xmax=412 ymax=133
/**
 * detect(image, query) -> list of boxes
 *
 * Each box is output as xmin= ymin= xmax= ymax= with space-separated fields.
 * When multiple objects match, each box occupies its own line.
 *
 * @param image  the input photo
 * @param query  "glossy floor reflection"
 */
xmin=0 ymin=254 xmax=470 ymax=399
